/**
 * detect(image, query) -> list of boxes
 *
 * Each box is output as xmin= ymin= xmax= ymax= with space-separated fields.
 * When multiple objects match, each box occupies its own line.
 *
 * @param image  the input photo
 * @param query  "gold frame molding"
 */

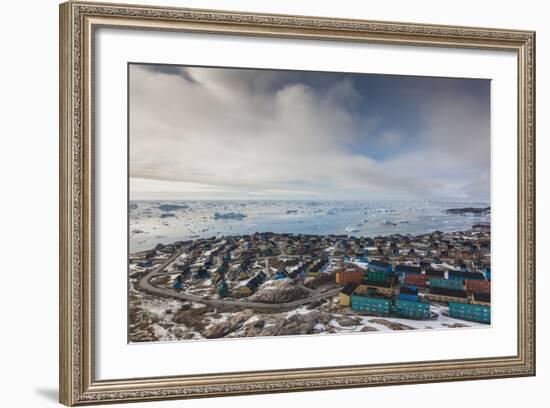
xmin=59 ymin=1 xmax=536 ymax=405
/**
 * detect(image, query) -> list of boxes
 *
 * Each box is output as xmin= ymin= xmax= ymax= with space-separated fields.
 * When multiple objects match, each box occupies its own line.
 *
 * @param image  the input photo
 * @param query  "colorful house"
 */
xmin=366 ymin=270 xmax=394 ymax=284
xmin=137 ymin=260 xmax=153 ymax=268
xmin=395 ymin=264 xmax=422 ymax=279
xmin=465 ymin=279 xmax=491 ymax=294
xmin=471 ymin=292 xmax=491 ymax=306
xmin=429 ymin=278 xmax=464 ymax=291
xmin=173 ymin=274 xmax=185 ymax=290
xmin=449 ymin=301 xmax=491 ymax=324
xmin=216 ymin=262 xmax=229 ymax=275
xmin=426 ymin=287 xmax=468 ymax=304
xmin=194 ymin=268 xmax=210 ymax=279
xmin=393 ymin=298 xmax=431 ymax=320
xmin=405 ymin=273 xmax=428 ymax=288
xmin=398 ymin=286 xmax=419 ymax=302
xmin=351 ymin=293 xmax=391 ymax=316
xmin=274 ymin=268 xmax=288 ymax=280
xmin=217 ymin=280 xmax=229 ymax=298
xmin=339 ymin=282 xmax=359 ymax=306
xmin=307 ymin=268 xmax=321 ymax=277
xmin=335 ymin=270 xmax=364 ymax=285
xmin=448 ymin=270 xmax=485 ymax=281
xmin=425 ymin=268 xmax=446 ymax=279
xmin=357 ymin=279 xmax=394 ymax=297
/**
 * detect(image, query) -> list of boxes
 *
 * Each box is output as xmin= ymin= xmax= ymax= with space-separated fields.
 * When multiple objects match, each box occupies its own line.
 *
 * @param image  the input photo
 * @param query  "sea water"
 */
xmin=129 ymin=200 xmax=490 ymax=253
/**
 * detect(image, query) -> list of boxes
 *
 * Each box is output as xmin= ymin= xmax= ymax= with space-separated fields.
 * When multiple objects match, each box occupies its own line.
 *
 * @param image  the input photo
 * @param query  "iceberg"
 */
xmin=214 ymin=212 xmax=247 ymax=220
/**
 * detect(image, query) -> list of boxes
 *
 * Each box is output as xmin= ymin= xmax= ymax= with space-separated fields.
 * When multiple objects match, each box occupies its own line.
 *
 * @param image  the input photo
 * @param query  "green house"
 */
xmin=429 ymin=278 xmax=464 ymax=290
xmin=351 ymin=294 xmax=391 ymax=316
xmin=217 ymin=280 xmax=229 ymax=298
xmin=449 ymin=302 xmax=491 ymax=324
xmin=393 ymin=298 xmax=431 ymax=320
xmin=366 ymin=270 xmax=394 ymax=283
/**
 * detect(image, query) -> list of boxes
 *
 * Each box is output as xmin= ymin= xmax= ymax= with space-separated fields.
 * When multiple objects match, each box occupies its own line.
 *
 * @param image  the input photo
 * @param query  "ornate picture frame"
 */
xmin=59 ymin=1 xmax=535 ymax=405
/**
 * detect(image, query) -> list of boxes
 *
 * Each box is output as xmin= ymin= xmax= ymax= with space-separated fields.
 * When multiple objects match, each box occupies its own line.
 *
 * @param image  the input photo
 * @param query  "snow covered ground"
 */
xmin=129 ymin=281 xmax=487 ymax=344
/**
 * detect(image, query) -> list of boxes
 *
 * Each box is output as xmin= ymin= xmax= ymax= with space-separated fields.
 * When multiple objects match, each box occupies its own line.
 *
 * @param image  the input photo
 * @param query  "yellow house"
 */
xmin=425 ymin=287 xmax=469 ymax=304
xmin=339 ymin=282 xmax=359 ymax=306
xmin=356 ymin=280 xmax=394 ymax=297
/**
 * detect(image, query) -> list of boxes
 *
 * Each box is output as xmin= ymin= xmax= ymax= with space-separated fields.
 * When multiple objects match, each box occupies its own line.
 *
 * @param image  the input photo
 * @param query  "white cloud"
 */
xmin=129 ymin=65 xmax=490 ymax=201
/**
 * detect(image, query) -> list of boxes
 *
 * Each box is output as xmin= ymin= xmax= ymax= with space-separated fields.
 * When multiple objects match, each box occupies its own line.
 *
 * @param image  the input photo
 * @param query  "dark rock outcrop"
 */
xmin=445 ymin=207 xmax=490 ymax=215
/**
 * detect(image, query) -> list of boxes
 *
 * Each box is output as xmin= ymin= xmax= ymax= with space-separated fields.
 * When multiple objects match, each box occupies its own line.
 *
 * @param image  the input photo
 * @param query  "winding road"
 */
xmin=136 ymin=250 xmax=341 ymax=312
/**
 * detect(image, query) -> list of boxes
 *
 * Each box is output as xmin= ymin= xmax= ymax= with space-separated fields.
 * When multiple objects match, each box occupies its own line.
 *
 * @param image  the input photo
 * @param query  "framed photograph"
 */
xmin=59 ymin=1 xmax=536 ymax=405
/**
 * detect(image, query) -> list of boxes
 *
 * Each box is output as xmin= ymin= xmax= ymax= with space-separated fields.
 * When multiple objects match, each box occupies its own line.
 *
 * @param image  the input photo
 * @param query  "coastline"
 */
xmin=129 ymin=200 xmax=491 ymax=253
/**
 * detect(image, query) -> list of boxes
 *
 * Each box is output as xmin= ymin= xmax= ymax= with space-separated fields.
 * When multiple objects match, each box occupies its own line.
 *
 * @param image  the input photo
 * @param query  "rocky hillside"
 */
xmin=248 ymin=281 xmax=309 ymax=303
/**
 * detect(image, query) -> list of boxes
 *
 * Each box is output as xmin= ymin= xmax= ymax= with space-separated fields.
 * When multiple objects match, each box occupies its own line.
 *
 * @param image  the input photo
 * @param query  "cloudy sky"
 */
xmin=129 ymin=64 xmax=490 ymax=201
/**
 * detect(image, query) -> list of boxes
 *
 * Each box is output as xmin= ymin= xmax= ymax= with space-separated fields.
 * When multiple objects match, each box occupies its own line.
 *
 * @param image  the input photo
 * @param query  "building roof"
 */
xmin=400 ymin=286 xmax=419 ymax=295
xmin=425 ymin=268 xmax=445 ymax=277
xmin=338 ymin=268 xmax=364 ymax=274
xmin=473 ymin=292 xmax=491 ymax=303
xmin=448 ymin=270 xmax=486 ymax=280
xmin=395 ymin=297 xmax=429 ymax=305
xmin=360 ymin=279 xmax=392 ymax=288
xmin=429 ymin=287 xmax=468 ymax=298
xmin=395 ymin=264 xmax=422 ymax=273
xmin=341 ymin=282 xmax=359 ymax=296
xmin=369 ymin=260 xmax=391 ymax=268
xmin=352 ymin=291 xmax=391 ymax=300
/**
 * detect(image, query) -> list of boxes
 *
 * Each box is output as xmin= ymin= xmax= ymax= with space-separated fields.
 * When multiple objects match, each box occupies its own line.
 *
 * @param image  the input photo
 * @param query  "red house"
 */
xmin=336 ymin=270 xmax=364 ymax=285
xmin=405 ymin=273 xmax=428 ymax=288
xmin=465 ymin=279 xmax=491 ymax=294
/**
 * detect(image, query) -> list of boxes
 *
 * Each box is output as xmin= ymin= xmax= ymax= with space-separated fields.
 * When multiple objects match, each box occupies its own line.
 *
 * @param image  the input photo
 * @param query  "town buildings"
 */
xmin=132 ymin=226 xmax=491 ymax=327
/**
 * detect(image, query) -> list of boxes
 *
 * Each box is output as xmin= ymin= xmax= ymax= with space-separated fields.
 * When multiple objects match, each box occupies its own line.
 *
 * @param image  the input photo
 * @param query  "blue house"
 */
xmin=137 ymin=260 xmax=153 ymax=268
xmin=275 ymin=267 xmax=288 ymax=280
xmin=173 ymin=274 xmax=185 ymax=290
xmin=351 ymin=293 xmax=391 ymax=316
xmin=368 ymin=260 xmax=392 ymax=273
xmin=194 ymin=268 xmax=210 ymax=279
xmin=398 ymin=286 xmax=419 ymax=302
